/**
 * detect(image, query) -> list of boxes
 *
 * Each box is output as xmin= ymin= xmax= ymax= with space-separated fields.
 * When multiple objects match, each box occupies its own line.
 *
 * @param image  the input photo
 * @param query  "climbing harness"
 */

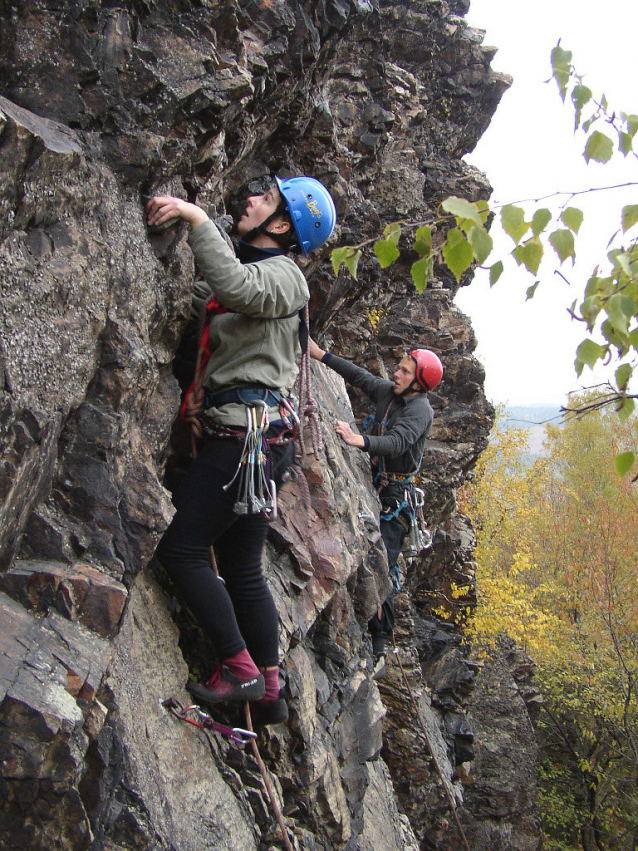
xmin=390 ymin=635 xmax=472 ymax=851
xmin=181 ymin=293 xmax=320 ymax=519
xmin=162 ymin=697 xmax=257 ymax=745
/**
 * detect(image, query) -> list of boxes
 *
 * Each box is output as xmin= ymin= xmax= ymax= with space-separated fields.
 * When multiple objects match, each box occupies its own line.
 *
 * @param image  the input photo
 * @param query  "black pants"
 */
xmin=156 ymin=431 xmax=293 ymax=668
xmin=368 ymin=514 xmax=407 ymax=638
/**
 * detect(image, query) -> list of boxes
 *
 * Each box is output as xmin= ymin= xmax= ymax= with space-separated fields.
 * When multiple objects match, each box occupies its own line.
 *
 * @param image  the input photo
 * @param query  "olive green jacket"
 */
xmin=188 ymin=219 xmax=309 ymax=426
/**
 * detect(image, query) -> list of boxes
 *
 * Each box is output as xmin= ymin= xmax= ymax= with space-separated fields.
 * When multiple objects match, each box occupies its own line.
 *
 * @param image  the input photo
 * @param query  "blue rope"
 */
xmin=379 ymin=498 xmax=410 ymax=522
xmin=392 ymin=564 xmax=401 ymax=591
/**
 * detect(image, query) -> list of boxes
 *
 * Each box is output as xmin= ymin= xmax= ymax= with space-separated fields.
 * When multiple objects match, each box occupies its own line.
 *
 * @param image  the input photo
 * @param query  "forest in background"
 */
xmin=460 ymin=400 xmax=638 ymax=850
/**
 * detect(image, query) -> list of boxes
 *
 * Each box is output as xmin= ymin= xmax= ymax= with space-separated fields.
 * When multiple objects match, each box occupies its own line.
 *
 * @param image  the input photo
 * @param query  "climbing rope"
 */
xmin=243 ymin=703 xmax=295 ymax=851
xmin=391 ymin=634 xmax=472 ymax=851
xmin=162 ymin=697 xmax=256 ymax=745
xmin=297 ymin=304 xmax=323 ymax=458
xmin=163 ymin=696 xmax=294 ymax=851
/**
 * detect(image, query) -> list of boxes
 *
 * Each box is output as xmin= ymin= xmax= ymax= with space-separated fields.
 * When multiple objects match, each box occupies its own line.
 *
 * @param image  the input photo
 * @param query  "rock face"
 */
xmin=0 ymin=2 xmax=541 ymax=850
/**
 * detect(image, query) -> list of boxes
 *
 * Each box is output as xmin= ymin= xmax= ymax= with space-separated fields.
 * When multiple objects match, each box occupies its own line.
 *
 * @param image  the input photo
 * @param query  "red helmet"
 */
xmin=408 ymin=349 xmax=443 ymax=392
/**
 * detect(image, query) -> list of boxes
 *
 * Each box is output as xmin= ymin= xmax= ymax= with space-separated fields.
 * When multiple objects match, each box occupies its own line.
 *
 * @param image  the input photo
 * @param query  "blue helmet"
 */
xmin=275 ymin=176 xmax=336 ymax=254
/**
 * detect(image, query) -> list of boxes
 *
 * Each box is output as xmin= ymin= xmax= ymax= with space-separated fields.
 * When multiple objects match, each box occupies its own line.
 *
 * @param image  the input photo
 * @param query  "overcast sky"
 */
xmin=455 ymin=0 xmax=638 ymax=406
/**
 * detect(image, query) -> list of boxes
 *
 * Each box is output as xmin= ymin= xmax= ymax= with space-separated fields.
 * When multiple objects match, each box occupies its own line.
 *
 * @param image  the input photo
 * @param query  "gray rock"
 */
xmin=0 ymin=1 xmax=540 ymax=849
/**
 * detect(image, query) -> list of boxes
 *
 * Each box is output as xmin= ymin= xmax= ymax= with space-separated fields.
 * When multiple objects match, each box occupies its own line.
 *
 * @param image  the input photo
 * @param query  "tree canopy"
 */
xmin=461 ymin=403 xmax=638 ymax=849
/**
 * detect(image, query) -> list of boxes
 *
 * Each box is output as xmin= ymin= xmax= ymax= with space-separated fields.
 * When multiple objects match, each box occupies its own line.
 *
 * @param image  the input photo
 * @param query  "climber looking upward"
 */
xmin=308 ymin=339 xmax=442 ymax=671
xmin=147 ymin=176 xmax=336 ymax=724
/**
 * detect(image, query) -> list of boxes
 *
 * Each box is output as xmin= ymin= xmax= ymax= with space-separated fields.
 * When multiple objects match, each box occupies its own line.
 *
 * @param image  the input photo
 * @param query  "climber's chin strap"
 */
xmin=241 ymin=204 xmax=296 ymax=250
xmin=399 ymin=380 xmax=424 ymax=398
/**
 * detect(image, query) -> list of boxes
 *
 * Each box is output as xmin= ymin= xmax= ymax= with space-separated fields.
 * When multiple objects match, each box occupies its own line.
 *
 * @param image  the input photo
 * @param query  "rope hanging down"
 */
xmin=297 ymin=304 xmax=323 ymax=458
xmin=243 ymin=702 xmax=294 ymax=851
xmin=162 ymin=697 xmax=294 ymax=851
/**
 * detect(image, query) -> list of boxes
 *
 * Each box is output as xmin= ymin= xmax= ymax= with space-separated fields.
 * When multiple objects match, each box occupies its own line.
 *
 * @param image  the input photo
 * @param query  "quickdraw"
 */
xmin=163 ymin=696 xmax=294 ymax=850
xmin=162 ymin=697 xmax=257 ymax=745
xmin=223 ymin=400 xmax=278 ymax=518
xmin=404 ymin=486 xmax=433 ymax=556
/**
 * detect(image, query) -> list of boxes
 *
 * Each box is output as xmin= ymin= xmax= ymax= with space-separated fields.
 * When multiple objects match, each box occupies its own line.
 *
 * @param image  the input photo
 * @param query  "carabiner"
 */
xmin=230 ymin=727 xmax=258 ymax=745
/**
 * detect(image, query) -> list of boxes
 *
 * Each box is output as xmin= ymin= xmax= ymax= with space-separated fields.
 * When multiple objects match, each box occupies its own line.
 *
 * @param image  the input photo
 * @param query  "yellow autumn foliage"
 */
xmin=462 ymin=399 xmax=638 ymax=849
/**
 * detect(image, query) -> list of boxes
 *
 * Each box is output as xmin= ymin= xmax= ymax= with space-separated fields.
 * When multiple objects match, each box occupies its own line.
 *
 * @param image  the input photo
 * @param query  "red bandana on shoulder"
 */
xmin=179 ymin=296 xmax=228 ymax=426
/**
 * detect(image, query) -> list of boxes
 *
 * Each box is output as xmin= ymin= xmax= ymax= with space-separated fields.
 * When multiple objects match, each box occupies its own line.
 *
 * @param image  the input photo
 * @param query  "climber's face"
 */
xmin=393 ymin=356 xmax=418 ymax=395
xmin=237 ymin=187 xmax=288 ymax=237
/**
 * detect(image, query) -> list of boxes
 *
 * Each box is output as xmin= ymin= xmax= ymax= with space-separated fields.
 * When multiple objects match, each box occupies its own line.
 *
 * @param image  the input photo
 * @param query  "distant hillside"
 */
xmin=501 ymin=405 xmax=563 ymax=457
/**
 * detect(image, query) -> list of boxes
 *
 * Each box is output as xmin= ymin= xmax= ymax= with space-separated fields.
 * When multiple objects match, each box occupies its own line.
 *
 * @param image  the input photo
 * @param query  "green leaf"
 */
xmin=622 ymin=112 xmax=638 ymax=137
xmin=467 ymin=225 xmax=493 ymax=264
xmin=442 ymin=228 xmax=474 ymax=282
xmin=331 ymin=246 xmax=351 ymax=276
xmin=383 ymin=221 xmax=402 ymax=244
xmin=620 ymin=294 xmax=637 ymax=320
xmin=413 ymin=225 xmax=432 ymax=257
xmin=411 ymin=257 xmax=430 ymax=292
xmin=551 ymin=44 xmax=572 ymax=101
xmin=575 ymin=338 xmax=606 ymax=375
xmin=501 ymin=205 xmax=530 ymax=245
xmin=619 ymin=132 xmax=633 ymax=156
xmin=549 ymin=229 xmax=576 ymax=264
xmin=475 ymin=199 xmax=491 ymax=224
xmin=614 ymin=450 xmax=635 ymax=476
xmin=617 ymin=396 xmax=635 ymax=425
xmin=531 ymin=208 xmax=552 ymax=237
xmin=609 ymin=248 xmax=633 ymax=278
xmin=526 ymin=282 xmax=540 ymax=301
xmin=615 ymin=363 xmax=632 ymax=391
xmin=621 ymin=205 xmax=638 ymax=234
xmin=513 ymin=239 xmax=544 ymax=274
xmin=571 ymin=83 xmax=592 ymax=129
xmin=344 ymin=249 xmax=362 ymax=280
xmin=561 ymin=207 xmax=584 ymax=234
xmin=586 ymin=275 xmax=614 ymax=298
xmin=489 ymin=260 xmax=504 ymax=286
xmin=442 ymin=196 xmax=483 ymax=226
xmin=605 ymin=294 xmax=631 ymax=337
xmin=374 ymin=238 xmax=400 ymax=268
xmin=601 ymin=319 xmax=625 ymax=352
xmin=584 ymin=131 xmax=613 ymax=163
xmin=580 ymin=295 xmax=602 ymax=330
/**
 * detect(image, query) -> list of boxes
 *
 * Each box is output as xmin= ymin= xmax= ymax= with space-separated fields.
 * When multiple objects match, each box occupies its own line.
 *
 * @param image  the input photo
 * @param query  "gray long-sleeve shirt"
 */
xmin=323 ymin=353 xmax=433 ymax=474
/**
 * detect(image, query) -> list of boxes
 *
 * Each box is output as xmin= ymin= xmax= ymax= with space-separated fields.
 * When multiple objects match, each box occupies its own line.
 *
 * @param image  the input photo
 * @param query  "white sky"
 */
xmin=455 ymin=0 xmax=638 ymax=406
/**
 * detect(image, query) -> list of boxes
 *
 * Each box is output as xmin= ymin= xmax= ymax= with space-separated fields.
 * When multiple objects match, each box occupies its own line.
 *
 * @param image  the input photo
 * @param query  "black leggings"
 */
xmin=156 ymin=432 xmax=293 ymax=668
xmin=368 ymin=515 xmax=406 ymax=638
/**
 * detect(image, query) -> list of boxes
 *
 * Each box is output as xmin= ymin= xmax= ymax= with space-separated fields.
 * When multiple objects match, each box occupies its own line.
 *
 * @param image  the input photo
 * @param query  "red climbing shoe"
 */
xmin=187 ymin=663 xmax=265 ymax=705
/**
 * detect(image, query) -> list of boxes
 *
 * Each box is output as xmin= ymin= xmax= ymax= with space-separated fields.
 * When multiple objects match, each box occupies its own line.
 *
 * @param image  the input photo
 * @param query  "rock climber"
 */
xmin=147 ymin=176 xmax=336 ymax=724
xmin=308 ymin=339 xmax=442 ymax=675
